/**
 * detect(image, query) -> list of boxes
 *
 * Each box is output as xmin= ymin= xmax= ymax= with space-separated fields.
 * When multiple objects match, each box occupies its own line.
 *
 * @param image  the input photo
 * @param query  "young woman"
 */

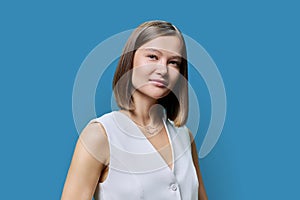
xmin=61 ymin=20 xmax=208 ymax=200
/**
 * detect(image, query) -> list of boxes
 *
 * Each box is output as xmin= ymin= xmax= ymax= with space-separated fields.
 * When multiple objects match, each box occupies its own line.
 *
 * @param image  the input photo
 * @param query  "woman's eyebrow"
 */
xmin=142 ymin=48 xmax=162 ymax=54
xmin=169 ymin=55 xmax=182 ymax=60
xmin=142 ymin=48 xmax=182 ymax=59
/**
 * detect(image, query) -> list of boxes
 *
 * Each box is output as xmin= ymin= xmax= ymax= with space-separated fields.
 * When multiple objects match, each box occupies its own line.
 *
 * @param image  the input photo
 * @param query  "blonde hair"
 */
xmin=113 ymin=20 xmax=188 ymax=126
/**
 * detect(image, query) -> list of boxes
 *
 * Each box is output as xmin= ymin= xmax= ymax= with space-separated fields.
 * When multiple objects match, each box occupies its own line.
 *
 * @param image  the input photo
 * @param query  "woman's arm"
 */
xmin=61 ymin=122 xmax=109 ymax=200
xmin=189 ymin=131 xmax=208 ymax=200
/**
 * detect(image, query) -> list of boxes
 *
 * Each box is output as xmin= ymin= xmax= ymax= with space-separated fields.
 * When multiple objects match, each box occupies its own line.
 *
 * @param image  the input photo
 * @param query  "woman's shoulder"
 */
xmin=79 ymin=113 xmax=111 ymax=165
xmin=166 ymin=118 xmax=189 ymax=132
xmin=81 ymin=111 xmax=118 ymax=142
xmin=166 ymin=119 xmax=194 ymax=153
xmin=88 ymin=111 xmax=116 ymax=124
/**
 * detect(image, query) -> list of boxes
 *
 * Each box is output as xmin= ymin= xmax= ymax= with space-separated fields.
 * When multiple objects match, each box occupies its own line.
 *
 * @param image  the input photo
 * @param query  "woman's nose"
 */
xmin=156 ymin=59 xmax=168 ymax=75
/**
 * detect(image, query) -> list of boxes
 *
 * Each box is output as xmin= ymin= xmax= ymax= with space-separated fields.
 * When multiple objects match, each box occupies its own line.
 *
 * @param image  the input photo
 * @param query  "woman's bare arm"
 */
xmin=189 ymin=131 xmax=208 ymax=200
xmin=61 ymin=122 xmax=109 ymax=200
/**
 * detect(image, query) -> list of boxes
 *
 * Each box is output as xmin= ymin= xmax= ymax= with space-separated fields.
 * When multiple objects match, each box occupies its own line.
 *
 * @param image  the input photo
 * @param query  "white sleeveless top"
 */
xmin=90 ymin=111 xmax=198 ymax=200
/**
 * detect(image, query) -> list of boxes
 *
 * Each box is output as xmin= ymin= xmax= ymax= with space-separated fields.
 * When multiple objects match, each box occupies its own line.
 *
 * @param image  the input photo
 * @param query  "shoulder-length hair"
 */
xmin=113 ymin=20 xmax=188 ymax=127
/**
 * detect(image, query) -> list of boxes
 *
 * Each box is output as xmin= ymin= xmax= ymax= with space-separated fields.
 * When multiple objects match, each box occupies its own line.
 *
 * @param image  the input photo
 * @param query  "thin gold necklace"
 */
xmin=131 ymin=118 xmax=164 ymax=135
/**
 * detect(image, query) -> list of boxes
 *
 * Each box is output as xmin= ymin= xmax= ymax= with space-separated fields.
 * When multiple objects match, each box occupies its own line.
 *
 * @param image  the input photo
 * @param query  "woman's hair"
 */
xmin=113 ymin=20 xmax=188 ymax=127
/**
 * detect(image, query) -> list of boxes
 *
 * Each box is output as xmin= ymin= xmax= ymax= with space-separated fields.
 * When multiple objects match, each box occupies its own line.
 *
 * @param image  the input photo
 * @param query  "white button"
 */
xmin=170 ymin=184 xmax=177 ymax=191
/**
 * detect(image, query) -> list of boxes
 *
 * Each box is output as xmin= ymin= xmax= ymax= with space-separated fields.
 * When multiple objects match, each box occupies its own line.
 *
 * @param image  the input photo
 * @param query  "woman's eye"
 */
xmin=147 ymin=55 xmax=158 ymax=60
xmin=169 ymin=61 xmax=180 ymax=67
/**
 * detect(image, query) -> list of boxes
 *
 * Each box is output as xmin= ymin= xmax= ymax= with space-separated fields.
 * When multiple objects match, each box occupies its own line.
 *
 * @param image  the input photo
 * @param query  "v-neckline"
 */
xmin=114 ymin=110 xmax=175 ymax=172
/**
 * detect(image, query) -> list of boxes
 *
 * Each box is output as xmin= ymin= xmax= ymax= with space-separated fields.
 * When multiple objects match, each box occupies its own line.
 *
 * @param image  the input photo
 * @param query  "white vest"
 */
xmin=91 ymin=111 xmax=198 ymax=200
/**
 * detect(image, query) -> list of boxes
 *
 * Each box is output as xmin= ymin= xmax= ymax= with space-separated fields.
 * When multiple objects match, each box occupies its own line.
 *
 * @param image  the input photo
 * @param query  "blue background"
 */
xmin=1 ymin=0 xmax=299 ymax=199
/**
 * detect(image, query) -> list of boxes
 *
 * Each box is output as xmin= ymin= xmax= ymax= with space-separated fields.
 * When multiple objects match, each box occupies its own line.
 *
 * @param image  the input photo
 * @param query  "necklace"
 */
xmin=132 ymin=119 xmax=164 ymax=135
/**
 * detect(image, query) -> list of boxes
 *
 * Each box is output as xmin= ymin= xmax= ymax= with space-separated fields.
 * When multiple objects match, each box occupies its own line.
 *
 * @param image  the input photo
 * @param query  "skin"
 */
xmin=131 ymin=36 xmax=182 ymax=104
xmin=61 ymin=36 xmax=208 ymax=200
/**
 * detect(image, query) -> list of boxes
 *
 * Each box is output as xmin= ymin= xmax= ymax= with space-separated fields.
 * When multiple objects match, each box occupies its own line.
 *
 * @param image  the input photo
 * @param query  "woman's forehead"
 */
xmin=138 ymin=36 xmax=183 ymax=57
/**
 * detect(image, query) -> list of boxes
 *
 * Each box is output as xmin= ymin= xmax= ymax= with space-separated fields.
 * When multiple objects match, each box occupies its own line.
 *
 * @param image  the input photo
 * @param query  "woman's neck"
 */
xmin=126 ymin=91 xmax=164 ymax=126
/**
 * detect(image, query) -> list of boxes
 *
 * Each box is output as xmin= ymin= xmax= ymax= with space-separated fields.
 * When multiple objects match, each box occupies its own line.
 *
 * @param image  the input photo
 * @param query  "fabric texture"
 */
xmin=91 ymin=111 xmax=198 ymax=200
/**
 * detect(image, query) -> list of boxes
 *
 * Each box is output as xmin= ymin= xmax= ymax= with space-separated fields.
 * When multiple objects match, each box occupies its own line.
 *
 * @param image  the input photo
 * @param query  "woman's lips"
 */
xmin=149 ymin=79 xmax=168 ymax=87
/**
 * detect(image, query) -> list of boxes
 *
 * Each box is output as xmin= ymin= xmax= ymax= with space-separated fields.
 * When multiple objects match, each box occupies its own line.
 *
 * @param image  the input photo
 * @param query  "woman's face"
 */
xmin=132 ymin=36 xmax=183 ymax=100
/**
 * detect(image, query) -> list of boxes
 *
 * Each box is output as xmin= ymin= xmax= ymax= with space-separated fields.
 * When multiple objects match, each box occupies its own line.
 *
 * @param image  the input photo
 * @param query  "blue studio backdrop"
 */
xmin=0 ymin=0 xmax=299 ymax=199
